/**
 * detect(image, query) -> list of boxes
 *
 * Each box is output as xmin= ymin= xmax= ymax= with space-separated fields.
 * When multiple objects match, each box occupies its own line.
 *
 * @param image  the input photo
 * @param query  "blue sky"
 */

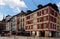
xmin=0 ymin=0 xmax=60 ymax=20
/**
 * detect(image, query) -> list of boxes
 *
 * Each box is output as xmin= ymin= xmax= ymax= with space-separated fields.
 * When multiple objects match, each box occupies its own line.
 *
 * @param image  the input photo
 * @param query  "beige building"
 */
xmin=57 ymin=13 xmax=60 ymax=37
xmin=5 ymin=15 xmax=11 ymax=31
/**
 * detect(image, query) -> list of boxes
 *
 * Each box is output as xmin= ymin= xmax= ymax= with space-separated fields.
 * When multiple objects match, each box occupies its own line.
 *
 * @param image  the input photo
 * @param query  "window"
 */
xmin=26 ymin=21 xmax=31 ymax=24
xmin=20 ymin=23 xmax=22 ymax=26
xmin=54 ymin=24 xmax=56 ymax=29
xmin=29 ymin=26 xmax=30 ymax=29
xmin=26 ymin=16 xmax=30 ymax=20
xmin=55 ymin=12 xmax=57 ymax=17
xmin=20 ymin=19 xmax=22 ymax=22
xmin=50 ymin=9 xmax=54 ymax=15
xmin=42 ymin=9 xmax=48 ymax=15
xmin=23 ymin=22 xmax=24 ymax=26
xmin=44 ymin=16 xmax=46 ymax=21
xmin=25 ymin=26 xmax=28 ymax=29
xmin=44 ymin=10 xmax=46 ymax=15
xmin=44 ymin=23 xmax=46 ymax=29
xmin=37 ymin=18 xmax=42 ymax=22
xmin=49 ymin=23 xmax=52 ymax=29
xmin=30 ymin=14 xmax=33 ymax=18
xmin=23 ymin=18 xmax=24 ymax=22
xmin=30 ymin=20 xmax=33 ymax=24
xmin=37 ymin=24 xmax=41 ymax=29
xmin=37 ymin=11 xmax=41 ymax=16
xmin=31 ymin=25 xmax=33 ymax=29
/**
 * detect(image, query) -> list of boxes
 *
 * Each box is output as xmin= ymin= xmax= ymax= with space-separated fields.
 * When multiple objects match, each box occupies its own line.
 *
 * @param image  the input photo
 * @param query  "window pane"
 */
xmin=44 ymin=23 xmax=46 ymax=29
xmin=37 ymin=11 xmax=41 ymax=16
xmin=37 ymin=24 xmax=41 ymax=29
xmin=44 ymin=16 xmax=46 ymax=21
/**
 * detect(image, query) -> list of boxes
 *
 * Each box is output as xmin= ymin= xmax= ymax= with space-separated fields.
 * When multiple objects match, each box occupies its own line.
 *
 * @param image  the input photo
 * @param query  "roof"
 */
xmin=7 ymin=3 xmax=59 ymax=21
xmin=26 ymin=3 xmax=59 ymax=15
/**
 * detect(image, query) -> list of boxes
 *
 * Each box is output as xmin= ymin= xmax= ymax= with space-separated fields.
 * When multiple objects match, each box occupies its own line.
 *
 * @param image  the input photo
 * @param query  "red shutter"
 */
xmin=42 ymin=24 xmax=43 ymax=29
xmin=46 ymin=23 xmax=49 ymax=28
xmin=26 ymin=16 xmax=30 ymax=20
xmin=29 ymin=26 xmax=30 ymax=29
xmin=42 ymin=10 xmax=44 ymax=15
xmin=50 ymin=23 xmax=52 ymax=29
xmin=46 ymin=16 xmax=48 ymax=20
xmin=42 ymin=17 xmax=43 ymax=22
xmin=46 ymin=9 xmax=48 ymax=13
xmin=53 ymin=24 xmax=54 ymax=29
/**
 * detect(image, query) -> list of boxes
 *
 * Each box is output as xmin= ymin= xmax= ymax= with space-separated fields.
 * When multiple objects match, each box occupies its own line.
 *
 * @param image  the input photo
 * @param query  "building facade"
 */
xmin=57 ymin=13 xmax=60 ymax=37
xmin=25 ymin=3 xmax=58 ymax=37
xmin=16 ymin=11 xmax=26 ymax=30
xmin=1 ymin=3 xmax=60 ymax=37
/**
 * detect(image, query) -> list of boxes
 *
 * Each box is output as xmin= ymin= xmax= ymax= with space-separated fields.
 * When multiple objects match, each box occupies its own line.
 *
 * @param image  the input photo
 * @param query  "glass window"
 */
xmin=30 ymin=20 xmax=33 ymax=24
xmin=31 ymin=25 xmax=33 ymax=29
xmin=44 ymin=10 xmax=46 ymax=14
xmin=26 ymin=16 xmax=30 ymax=20
xmin=44 ymin=16 xmax=46 ymax=21
xmin=50 ymin=9 xmax=54 ymax=15
xmin=37 ymin=24 xmax=41 ymax=29
xmin=30 ymin=14 xmax=33 ymax=18
xmin=20 ymin=19 xmax=22 ymax=22
xmin=37 ymin=11 xmax=41 ymax=16
xmin=23 ymin=22 xmax=24 ymax=26
xmin=42 ymin=10 xmax=46 ymax=15
xmin=37 ymin=18 xmax=42 ymax=22
xmin=44 ymin=23 xmax=46 ymax=29
xmin=23 ymin=18 xmax=24 ymax=22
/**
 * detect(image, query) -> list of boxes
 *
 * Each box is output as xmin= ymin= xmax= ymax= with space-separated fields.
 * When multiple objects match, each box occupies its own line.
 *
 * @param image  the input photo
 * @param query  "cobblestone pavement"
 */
xmin=0 ymin=36 xmax=60 ymax=39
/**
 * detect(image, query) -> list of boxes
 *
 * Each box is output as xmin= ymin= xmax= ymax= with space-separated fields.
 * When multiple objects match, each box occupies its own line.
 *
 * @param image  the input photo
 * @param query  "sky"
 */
xmin=0 ymin=0 xmax=60 ymax=21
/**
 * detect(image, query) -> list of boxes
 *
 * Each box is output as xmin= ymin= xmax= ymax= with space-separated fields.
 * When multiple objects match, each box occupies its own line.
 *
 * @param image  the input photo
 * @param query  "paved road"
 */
xmin=0 ymin=36 xmax=60 ymax=39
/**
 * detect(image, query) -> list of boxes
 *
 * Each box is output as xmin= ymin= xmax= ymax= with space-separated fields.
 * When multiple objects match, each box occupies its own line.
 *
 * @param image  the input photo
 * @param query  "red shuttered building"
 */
xmin=25 ymin=3 xmax=58 ymax=37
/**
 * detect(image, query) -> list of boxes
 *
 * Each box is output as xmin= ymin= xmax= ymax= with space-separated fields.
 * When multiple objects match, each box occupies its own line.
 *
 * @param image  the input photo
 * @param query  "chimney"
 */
xmin=37 ymin=4 xmax=43 ymax=9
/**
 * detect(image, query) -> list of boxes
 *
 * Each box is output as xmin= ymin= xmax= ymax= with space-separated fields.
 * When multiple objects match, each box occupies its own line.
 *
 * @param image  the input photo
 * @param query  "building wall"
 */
xmin=57 ymin=13 xmax=60 ymax=37
xmin=16 ymin=13 xmax=26 ymax=30
xmin=6 ymin=22 xmax=10 ymax=31
xmin=25 ymin=6 xmax=58 ymax=37
xmin=10 ymin=16 xmax=17 ymax=31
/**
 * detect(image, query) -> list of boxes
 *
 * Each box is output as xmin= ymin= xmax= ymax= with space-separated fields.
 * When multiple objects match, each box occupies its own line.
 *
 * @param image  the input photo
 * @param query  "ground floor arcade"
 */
xmin=26 ymin=31 xmax=57 ymax=37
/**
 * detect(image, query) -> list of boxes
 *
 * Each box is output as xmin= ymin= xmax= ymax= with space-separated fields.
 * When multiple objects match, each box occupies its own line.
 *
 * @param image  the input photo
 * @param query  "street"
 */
xmin=0 ymin=36 xmax=60 ymax=39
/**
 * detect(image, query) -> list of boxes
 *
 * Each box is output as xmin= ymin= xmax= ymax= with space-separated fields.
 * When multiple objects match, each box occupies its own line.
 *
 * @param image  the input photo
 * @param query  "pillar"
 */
xmin=45 ymin=31 xmax=49 ymax=37
xmin=32 ymin=31 xmax=35 ymax=36
xmin=36 ymin=31 xmax=39 ymax=36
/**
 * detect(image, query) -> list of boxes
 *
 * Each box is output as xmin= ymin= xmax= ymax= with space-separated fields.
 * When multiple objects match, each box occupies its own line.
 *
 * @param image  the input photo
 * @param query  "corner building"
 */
xmin=25 ymin=3 xmax=58 ymax=37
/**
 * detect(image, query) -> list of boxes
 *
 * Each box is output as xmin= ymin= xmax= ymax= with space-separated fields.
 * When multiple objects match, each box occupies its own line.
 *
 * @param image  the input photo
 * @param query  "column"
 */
xmin=32 ymin=31 xmax=35 ymax=36
xmin=36 ymin=31 xmax=39 ymax=36
xmin=45 ymin=31 xmax=49 ymax=37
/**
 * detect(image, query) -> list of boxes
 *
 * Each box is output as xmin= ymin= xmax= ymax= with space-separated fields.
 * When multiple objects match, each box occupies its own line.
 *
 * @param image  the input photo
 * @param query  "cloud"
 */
xmin=0 ymin=0 xmax=27 ymax=13
xmin=0 ymin=13 xmax=3 ymax=21
xmin=0 ymin=0 xmax=27 ymax=7
xmin=0 ymin=0 xmax=5 ymax=5
xmin=13 ymin=7 xmax=21 ymax=13
xmin=57 ymin=2 xmax=60 ymax=7
xmin=56 ymin=2 xmax=60 ymax=10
